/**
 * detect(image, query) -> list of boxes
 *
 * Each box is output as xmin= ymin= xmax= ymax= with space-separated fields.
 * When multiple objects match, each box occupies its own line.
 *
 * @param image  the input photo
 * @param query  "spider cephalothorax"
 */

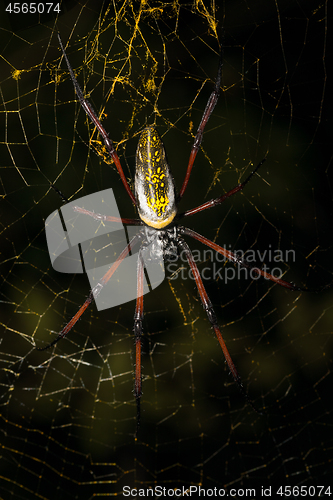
xmin=140 ymin=226 xmax=179 ymax=263
xmin=38 ymin=34 xmax=307 ymax=428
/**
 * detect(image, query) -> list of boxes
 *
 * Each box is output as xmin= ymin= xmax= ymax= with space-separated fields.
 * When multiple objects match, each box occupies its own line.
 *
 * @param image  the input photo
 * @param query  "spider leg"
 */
xmin=49 ymin=185 xmax=141 ymax=225
xmin=178 ymin=52 xmax=223 ymax=200
xmin=181 ymin=227 xmax=306 ymax=292
xmin=176 ymin=237 xmax=260 ymax=411
xmin=133 ymin=251 xmax=145 ymax=432
xmin=36 ymin=233 xmax=141 ymax=350
xmin=73 ymin=206 xmax=142 ymax=225
xmin=179 ymin=158 xmax=266 ymax=219
xmin=57 ymin=33 xmax=136 ymax=206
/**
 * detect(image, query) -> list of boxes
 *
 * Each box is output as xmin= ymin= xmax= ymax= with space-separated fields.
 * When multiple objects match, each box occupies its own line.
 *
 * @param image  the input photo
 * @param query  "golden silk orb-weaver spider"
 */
xmin=38 ymin=33 xmax=308 ymax=427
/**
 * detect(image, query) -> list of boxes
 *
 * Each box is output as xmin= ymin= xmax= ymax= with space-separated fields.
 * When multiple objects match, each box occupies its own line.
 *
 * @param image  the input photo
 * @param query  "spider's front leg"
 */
xmin=180 ymin=158 xmax=266 ymax=219
xmin=57 ymin=33 xmax=136 ymax=206
xmin=178 ymin=51 xmax=223 ymax=200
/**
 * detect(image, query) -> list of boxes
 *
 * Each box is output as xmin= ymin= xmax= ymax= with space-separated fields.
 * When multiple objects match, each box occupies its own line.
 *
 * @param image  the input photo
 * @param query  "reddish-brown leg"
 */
xmin=176 ymin=237 xmax=260 ymax=411
xmin=180 ymin=159 xmax=266 ymax=219
xmin=178 ymin=54 xmax=223 ymax=200
xmin=58 ymin=33 xmax=136 ymax=206
xmin=37 ymin=234 xmax=141 ymax=350
xmin=181 ymin=227 xmax=305 ymax=292
xmin=73 ymin=206 xmax=142 ymax=225
xmin=133 ymin=251 xmax=145 ymax=430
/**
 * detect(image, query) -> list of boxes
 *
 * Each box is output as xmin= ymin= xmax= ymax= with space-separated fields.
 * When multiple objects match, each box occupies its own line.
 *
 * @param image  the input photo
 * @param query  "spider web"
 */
xmin=1 ymin=0 xmax=332 ymax=498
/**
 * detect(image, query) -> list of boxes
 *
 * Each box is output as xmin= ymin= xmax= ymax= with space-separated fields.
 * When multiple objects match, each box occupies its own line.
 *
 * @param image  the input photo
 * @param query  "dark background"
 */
xmin=0 ymin=0 xmax=332 ymax=498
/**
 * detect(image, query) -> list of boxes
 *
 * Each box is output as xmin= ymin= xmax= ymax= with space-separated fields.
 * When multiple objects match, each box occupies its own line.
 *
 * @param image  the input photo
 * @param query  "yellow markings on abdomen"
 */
xmin=135 ymin=126 xmax=177 ymax=229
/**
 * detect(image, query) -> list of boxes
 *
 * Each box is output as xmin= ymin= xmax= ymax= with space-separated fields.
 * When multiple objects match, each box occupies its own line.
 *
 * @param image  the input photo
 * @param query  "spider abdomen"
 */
xmin=135 ymin=126 xmax=177 ymax=229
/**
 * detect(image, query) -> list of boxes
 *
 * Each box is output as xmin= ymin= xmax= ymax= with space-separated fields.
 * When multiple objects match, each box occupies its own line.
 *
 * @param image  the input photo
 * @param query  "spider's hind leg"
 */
xmin=133 ymin=250 xmax=145 ymax=433
xmin=176 ymin=236 xmax=262 ymax=414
